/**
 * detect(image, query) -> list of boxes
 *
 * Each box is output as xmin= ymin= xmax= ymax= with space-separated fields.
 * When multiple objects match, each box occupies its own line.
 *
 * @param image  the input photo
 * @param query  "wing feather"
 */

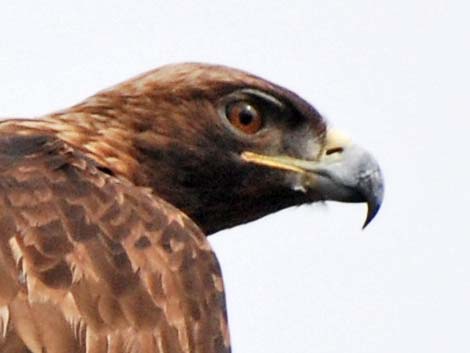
xmin=0 ymin=131 xmax=230 ymax=353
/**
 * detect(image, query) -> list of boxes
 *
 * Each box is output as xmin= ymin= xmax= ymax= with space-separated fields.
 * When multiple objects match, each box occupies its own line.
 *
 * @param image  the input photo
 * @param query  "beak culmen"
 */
xmin=241 ymin=129 xmax=384 ymax=228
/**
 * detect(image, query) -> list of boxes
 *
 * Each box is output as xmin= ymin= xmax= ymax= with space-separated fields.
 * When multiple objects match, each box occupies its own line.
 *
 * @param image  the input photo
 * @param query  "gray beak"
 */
xmin=241 ymin=129 xmax=384 ymax=228
xmin=303 ymin=141 xmax=384 ymax=228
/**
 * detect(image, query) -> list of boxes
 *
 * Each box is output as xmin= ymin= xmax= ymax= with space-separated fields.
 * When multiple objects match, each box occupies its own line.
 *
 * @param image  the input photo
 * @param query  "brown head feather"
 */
xmin=10 ymin=63 xmax=325 ymax=234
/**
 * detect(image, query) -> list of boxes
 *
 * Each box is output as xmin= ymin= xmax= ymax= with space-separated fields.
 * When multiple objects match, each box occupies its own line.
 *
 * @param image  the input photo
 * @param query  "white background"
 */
xmin=1 ymin=1 xmax=469 ymax=352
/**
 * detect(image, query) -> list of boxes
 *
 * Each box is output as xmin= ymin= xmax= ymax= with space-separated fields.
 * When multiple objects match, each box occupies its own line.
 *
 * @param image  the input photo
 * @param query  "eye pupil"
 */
xmin=239 ymin=109 xmax=254 ymax=125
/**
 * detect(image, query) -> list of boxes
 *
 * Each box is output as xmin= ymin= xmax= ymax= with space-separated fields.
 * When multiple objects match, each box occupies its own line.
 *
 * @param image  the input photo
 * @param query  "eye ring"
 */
xmin=225 ymin=101 xmax=264 ymax=134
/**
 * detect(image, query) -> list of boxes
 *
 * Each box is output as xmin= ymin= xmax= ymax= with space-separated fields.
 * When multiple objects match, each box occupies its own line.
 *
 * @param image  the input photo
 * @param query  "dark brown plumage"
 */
xmin=0 ymin=63 xmax=383 ymax=353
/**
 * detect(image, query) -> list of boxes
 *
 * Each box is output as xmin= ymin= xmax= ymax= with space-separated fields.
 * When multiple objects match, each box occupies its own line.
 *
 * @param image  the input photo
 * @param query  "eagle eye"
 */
xmin=225 ymin=101 xmax=263 ymax=135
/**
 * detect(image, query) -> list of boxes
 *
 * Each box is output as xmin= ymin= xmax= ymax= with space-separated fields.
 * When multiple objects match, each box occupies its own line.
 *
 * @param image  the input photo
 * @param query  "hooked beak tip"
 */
xmin=360 ymin=168 xmax=384 ymax=229
xmin=363 ymin=200 xmax=381 ymax=229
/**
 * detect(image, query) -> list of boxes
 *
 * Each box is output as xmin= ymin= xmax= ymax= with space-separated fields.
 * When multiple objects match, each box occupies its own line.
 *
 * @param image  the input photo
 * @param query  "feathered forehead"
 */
xmin=100 ymin=63 xmax=324 ymax=126
xmin=106 ymin=63 xmax=275 ymax=96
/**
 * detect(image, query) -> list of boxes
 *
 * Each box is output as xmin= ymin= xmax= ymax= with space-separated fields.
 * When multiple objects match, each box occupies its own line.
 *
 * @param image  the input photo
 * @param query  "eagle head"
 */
xmin=57 ymin=63 xmax=384 ymax=234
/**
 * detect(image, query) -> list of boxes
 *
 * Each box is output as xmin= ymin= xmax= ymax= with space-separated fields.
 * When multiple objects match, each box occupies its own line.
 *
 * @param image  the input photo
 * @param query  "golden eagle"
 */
xmin=0 ymin=63 xmax=383 ymax=353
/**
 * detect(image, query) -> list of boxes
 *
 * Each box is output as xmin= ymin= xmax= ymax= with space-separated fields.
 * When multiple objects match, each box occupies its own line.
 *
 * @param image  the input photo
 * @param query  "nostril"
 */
xmin=325 ymin=147 xmax=344 ymax=156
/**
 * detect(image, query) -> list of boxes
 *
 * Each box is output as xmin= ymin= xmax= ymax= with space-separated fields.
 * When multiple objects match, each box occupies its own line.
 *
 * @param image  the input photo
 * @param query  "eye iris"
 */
xmin=226 ymin=101 xmax=263 ymax=134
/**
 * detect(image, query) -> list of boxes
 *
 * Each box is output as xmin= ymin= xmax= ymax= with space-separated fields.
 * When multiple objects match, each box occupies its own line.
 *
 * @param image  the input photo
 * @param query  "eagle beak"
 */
xmin=241 ymin=129 xmax=384 ymax=228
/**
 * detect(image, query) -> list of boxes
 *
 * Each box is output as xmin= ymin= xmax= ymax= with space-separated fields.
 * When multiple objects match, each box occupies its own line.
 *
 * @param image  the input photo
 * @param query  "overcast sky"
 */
xmin=1 ymin=1 xmax=469 ymax=352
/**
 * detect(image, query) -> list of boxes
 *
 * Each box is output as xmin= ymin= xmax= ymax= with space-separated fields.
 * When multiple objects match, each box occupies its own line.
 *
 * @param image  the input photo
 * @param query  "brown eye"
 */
xmin=226 ymin=101 xmax=263 ymax=134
